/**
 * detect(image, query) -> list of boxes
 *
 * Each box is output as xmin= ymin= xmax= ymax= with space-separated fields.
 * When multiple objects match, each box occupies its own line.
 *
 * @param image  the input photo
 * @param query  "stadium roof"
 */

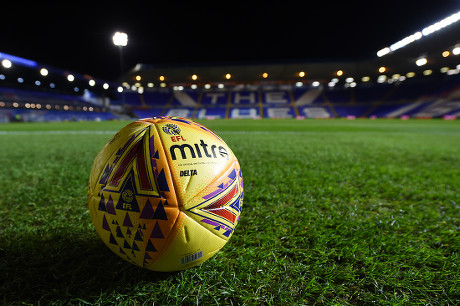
xmin=124 ymin=19 xmax=460 ymax=87
xmin=1 ymin=1 xmax=459 ymax=81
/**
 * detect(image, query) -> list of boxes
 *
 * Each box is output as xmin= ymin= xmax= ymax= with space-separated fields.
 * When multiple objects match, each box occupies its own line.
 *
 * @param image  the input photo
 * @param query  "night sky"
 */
xmin=2 ymin=1 xmax=459 ymax=80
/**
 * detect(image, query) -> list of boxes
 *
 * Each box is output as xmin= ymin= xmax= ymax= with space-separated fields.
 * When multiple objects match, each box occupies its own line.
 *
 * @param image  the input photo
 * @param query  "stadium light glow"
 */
xmin=225 ymin=73 xmax=232 ymax=80
xmin=378 ymin=66 xmax=386 ymax=73
xmin=135 ymin=75 xmax=142 ymax=81
xmin=113 ymin=32 xmax=128 ymax=47
xmin=159 ymin=75 xmax=165 ymax=81
xmin=377 ymin=47 xmax=390 ymax=57
xmin=89 ymin=79 xmax=96 ymax=86
xmin=1 ymin=59 xmax=12 ymax=69
xmin=40 ymin=68 xmax=48 ymax=76
xmin=453 ymin=46 xmax=460 ymax=55
xmin=191 ymin=74 xmax=198 ymax=80
xmin=345 ymin=77 xmax=354 ymax=83
xmin=416 ymin=57 xmax=427 ymax=66
xmin=298 ymin=71 xmax=306 ymax=78
xmin=117 ymin=86 xmax=123 ymax=93
xmin=0 ymin=52 xmax=37 ymax=68
xmin=103 ymin=83 xmax=109 ymax=89
xmin=336 ymin=70 xmax=343 ymax=76
xmin=441 ymin=67 xmax=450 ymax=73
xmin=262 ymin=72 xmax=269 ymax=78
xmin=361 ymin=76 xmax=370 ymax=82
xmin=67 ymin=74 xmax=75 ymax=82
xmin=377 ymin=11 xmax=460 ymax=57
xmin=423 ymin=69 xmax=433 ymax=75
xmin=421 ymin=11 xmax=460 ymax=36
xmin=442 ymin=50 xmax=450 ymax=57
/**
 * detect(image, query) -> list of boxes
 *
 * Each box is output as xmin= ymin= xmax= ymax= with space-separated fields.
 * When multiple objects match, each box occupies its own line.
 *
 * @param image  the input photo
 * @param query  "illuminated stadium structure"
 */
xmin=1 ymin=11 xmax=460 ymax=121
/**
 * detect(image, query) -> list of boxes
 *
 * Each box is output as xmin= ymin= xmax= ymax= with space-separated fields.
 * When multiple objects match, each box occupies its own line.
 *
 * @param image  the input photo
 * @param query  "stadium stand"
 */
xmin=2 ymin=16 xmax=460 ymax=123
xmin=120 ymin=73 xmax=460 ymax=119
xmin=0 ymin=86 xmax=118 ymax=122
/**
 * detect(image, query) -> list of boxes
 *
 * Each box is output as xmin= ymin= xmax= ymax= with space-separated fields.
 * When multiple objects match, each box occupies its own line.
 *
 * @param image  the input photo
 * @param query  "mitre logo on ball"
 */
xmin=87 ymin=116 xmax=244 ymax=272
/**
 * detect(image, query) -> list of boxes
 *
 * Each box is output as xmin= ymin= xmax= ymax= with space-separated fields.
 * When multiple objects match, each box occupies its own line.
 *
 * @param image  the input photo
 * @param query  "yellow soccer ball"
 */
xmin=88 ymin=117 xmax=243 ymax=271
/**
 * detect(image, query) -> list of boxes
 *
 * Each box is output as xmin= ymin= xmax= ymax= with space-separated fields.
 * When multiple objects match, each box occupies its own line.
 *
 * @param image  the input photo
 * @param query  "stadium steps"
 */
xmin=294 ymin=88 xmax=322 ymax=105
xmin=191 ymin=91 xmax=204 ymax=118
xmin=258 ymin=90 xmax=264 ymax=119
xmin=160 ymin=94 xmax=176 ymax=116
xmin=361 ymin=85 xmax=399 ymax=117
xmin=224 ymin=93 xmax=232 ymax=119
xmin=320 ymin=92 xmax=339 ymax=117
xmin=139 ymin=93 xmax=147 ymax=107
xmin=288 ymin=90 xmax=300 ymax=116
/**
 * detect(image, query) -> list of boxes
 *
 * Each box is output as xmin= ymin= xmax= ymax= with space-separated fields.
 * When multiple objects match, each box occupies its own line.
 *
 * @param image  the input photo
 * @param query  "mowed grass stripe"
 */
xmin=0 ymin=119 xmax=458 ymax=305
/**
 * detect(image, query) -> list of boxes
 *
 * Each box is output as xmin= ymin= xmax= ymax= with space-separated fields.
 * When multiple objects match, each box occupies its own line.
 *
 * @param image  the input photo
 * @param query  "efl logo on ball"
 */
xmin=87 ymin=117 xmax=243 ymax=271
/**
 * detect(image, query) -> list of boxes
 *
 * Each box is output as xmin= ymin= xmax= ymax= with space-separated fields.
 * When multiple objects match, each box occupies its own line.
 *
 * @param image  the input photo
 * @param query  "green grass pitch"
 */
xmin=0 ymin=119 xmax=458 ymax=305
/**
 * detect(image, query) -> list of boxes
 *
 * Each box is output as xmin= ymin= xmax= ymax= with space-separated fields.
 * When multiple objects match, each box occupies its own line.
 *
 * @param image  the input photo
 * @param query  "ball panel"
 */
xmin=88 ymin=120 xmax=183 ymax=269
xmin=182 ymin=159 xmax=244 ymax=241
xmin=147 ymin=211 xmax=226 ymax=271
xmin=154 ymin=119 xmax=236 ymax=208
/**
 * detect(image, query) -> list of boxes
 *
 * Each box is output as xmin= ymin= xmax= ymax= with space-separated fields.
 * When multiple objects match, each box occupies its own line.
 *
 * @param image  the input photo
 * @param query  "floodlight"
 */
xmin=377 ymin=11 xmax=460 ymax=57
xmin=345 ymin=77 xmax=354 ymax=83
xmin=423 ymin=69 xmax=433 ymax=75
xmin=67 ymin=74 xmax=75 ymax=82
xmin=1 ymin=59 xmax=12 ymax=69
xmin=40 ymin=68 xmax=48 ymax=76
xmin=377 ymin=47 xmax=390 ymax=57
xmin=453 ymin=47 xmax=460 ymax=55
xmin=416 ymin=57 xmax=427 ymax=66
xmin=113 ymin=32 xmax=128 ymax=47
